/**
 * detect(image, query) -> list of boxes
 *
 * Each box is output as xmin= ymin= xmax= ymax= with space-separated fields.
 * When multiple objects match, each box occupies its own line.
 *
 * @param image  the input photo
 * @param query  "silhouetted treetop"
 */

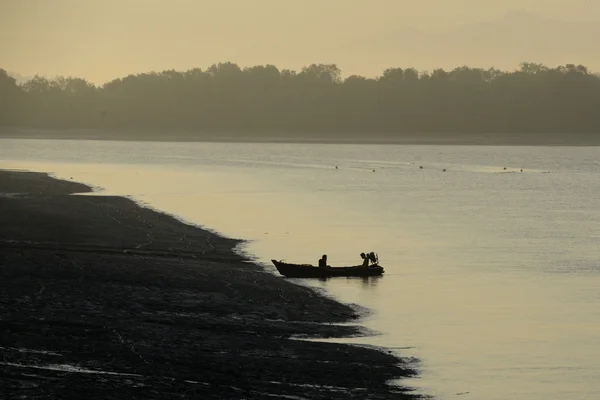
xmin=1 ymin=62 xmax=599 ymax=135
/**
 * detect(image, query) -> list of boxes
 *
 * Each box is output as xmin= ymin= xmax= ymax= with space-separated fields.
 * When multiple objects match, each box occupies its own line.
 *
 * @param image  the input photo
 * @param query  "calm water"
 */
xmin=2 ymin=138 xmax=600 ymax=399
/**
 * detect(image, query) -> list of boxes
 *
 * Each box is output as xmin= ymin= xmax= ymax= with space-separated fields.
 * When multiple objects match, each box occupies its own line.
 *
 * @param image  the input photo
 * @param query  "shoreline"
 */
xmin=1 ymin=128 xmax=600 ymax=146
xmin=0 ymin=170 xmax=421 ymax=399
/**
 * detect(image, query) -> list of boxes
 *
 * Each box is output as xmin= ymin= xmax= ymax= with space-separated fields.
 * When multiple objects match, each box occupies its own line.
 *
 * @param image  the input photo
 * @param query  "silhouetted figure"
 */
xmin=318 ymin=254 xmax=328 ymax=268
xmin=360 ymin=252 xmax=369 ymax=268
xmin=368 ymin=252 xmax=378 ymax=265
xmin=335 ymin=166 xmax=338 ymax=169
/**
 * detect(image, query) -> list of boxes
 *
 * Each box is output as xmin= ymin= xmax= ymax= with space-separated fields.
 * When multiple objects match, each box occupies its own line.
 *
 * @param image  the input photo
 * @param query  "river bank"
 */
xmin=0 ymin=170 xmax=419 ymax=399
xmin=2 ymin=127 xmax=600 ymax=146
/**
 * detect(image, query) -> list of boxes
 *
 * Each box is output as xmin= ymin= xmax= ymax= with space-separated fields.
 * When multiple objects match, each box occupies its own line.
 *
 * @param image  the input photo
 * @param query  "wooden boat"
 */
xmin=271 ymin=259 xmax=384 ymax=278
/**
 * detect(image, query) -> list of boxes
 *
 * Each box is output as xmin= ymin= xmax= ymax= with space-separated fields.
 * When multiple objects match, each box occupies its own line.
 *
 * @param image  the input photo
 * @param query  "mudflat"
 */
xmin=0 ymin=170 xmax=419 ymax=399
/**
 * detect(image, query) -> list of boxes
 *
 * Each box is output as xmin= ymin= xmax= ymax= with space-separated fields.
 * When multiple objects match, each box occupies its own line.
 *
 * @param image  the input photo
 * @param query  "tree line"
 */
xmin=1 ymin=62 xmax=599 ymax=135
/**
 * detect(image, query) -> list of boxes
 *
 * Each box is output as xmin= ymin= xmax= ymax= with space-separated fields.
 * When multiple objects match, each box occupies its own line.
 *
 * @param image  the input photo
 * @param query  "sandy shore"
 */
xmin=0 ymin=170 xmax=420 ymax=399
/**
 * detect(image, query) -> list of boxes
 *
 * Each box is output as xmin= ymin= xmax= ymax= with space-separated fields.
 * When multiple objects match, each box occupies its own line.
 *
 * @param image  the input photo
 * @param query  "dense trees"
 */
xmin=1 ymin=62 xmax=599 ymax=136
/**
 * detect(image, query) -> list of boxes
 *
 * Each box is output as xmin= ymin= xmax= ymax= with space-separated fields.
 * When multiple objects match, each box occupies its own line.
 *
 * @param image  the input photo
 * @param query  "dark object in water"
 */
xmin=271 ymin=259 xmax=384 ymax=278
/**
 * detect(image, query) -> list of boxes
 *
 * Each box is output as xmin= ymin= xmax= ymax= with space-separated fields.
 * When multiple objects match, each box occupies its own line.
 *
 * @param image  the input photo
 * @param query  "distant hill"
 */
xmin=354 ymin=11 xmax=600 ymax=73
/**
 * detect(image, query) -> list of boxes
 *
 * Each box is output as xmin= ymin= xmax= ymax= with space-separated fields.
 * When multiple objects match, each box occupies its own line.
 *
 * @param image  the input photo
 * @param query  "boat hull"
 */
xmin=271 ymin=260 xmax=384 ymax=278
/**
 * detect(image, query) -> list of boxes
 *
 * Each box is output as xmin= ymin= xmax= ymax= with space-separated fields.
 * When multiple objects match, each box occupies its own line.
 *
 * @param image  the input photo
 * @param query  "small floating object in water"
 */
xmin=443 ymin=169 xmax=446 ymax=172
xmin=335 ymin=166 xmax=338 ymax=169
xmin=520 ymin=169 xmax=523 ymax=172
xmin=419 ymin=166 xmax=423 ymax=169
xmin=372 ymin=169 xmax=376 ymax=172
xmin=503 ymin=167 xmax=507 ymax=170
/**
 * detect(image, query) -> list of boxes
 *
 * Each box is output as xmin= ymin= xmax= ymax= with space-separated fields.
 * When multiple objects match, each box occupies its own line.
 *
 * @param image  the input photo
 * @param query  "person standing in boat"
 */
xmin=318 ymin=254 xmax=328 ymax=268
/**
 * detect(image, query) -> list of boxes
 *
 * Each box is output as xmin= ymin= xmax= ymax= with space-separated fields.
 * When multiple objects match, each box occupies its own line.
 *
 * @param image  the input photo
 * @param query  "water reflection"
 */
xmin=361 ymin=275 xmax=382 ymax=289
xmin=312 ymin=275 xmax=382 ymax=290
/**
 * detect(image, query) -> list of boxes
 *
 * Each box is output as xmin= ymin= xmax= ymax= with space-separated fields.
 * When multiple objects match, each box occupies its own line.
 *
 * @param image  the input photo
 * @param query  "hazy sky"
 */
xmin=2 ymin=0 xmax=599 ymax=84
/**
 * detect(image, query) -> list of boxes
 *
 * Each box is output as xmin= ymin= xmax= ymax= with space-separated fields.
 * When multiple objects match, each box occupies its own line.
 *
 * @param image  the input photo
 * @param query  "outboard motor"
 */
xmin=368 ymin=252 xmax=378 ymax=264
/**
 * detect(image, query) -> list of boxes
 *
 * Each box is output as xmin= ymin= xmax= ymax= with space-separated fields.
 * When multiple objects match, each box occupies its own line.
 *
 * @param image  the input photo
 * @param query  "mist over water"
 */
xmin=2 ymin=138 xmax=600 ymax=399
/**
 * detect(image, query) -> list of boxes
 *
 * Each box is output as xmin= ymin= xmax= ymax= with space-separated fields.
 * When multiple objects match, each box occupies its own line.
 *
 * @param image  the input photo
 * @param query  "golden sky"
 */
xmin=2 ymin=0 xmax=599 ymax=83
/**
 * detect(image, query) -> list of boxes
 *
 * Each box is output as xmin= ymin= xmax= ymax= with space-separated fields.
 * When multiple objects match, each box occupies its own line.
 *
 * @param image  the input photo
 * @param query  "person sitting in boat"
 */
xmin=318 ymin=254 xmax=328 ymax=268
xmin=360 ymin=253 xmax=370 ymax=268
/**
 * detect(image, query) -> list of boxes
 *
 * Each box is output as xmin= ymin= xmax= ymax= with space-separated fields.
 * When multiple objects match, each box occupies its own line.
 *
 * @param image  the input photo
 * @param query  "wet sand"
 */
xmin=0 ymin=170 xmax=419 ymax=399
